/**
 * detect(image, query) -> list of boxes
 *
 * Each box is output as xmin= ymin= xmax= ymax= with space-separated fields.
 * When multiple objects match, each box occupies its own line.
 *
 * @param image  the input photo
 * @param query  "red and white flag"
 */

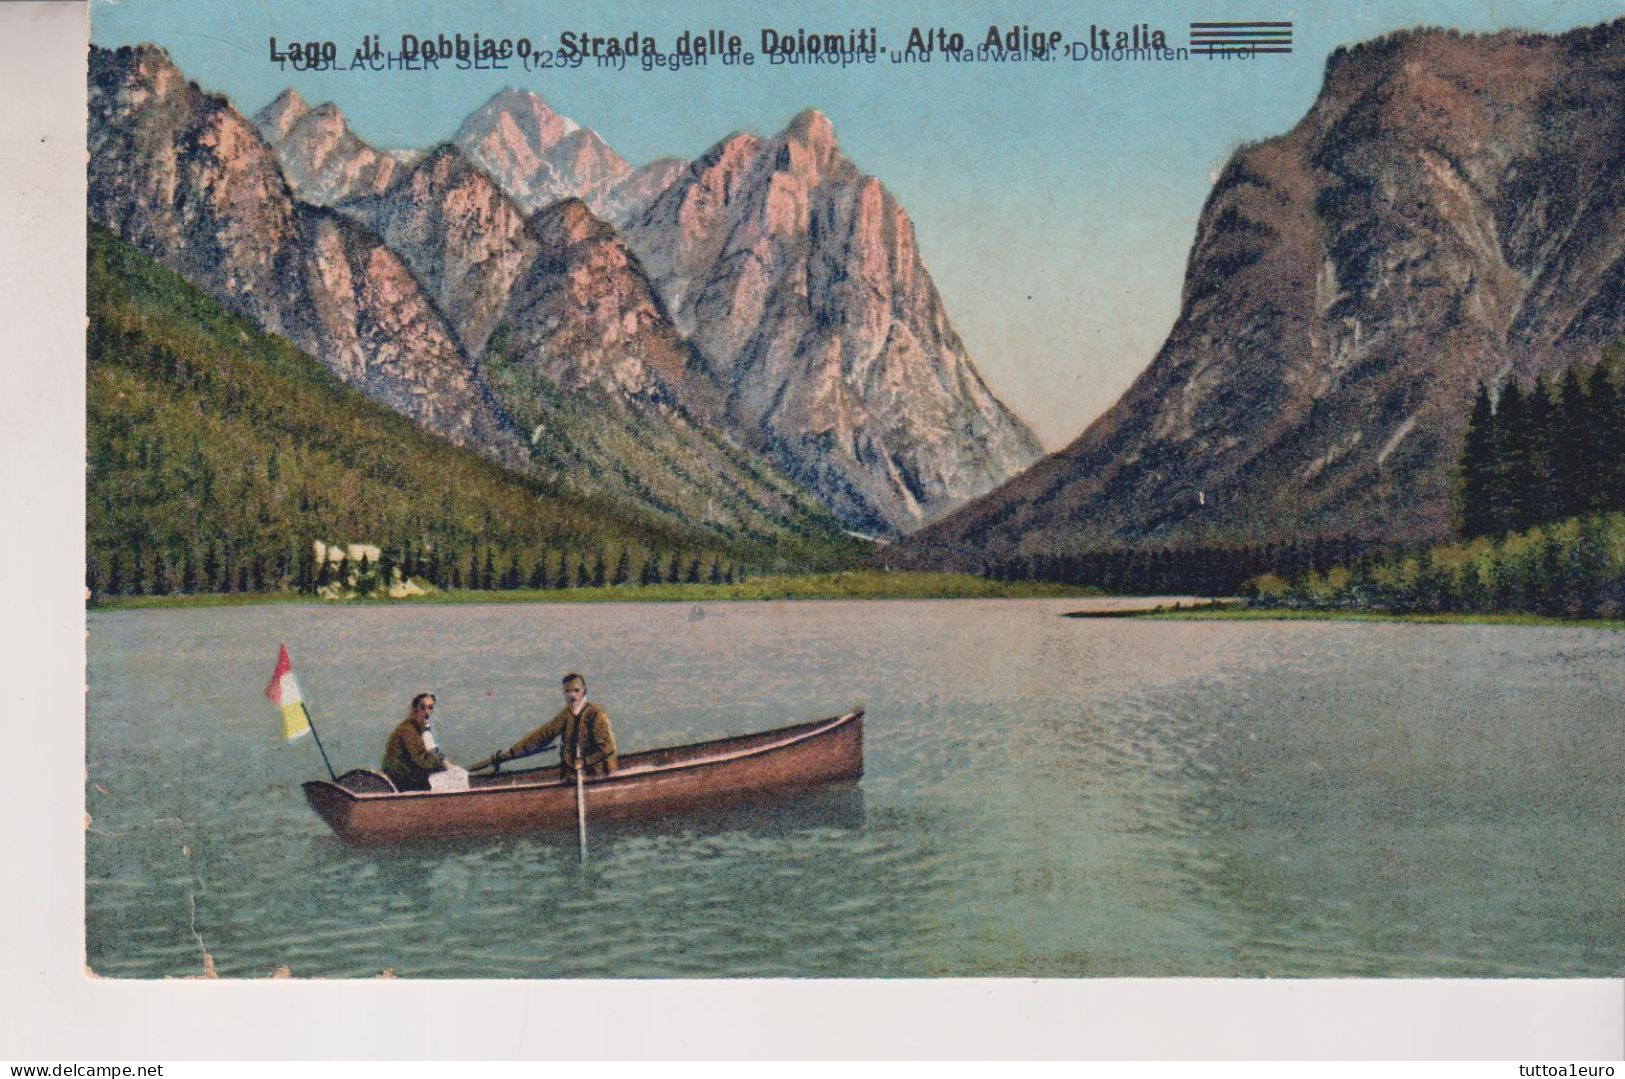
xmin=264 ymin=644 xmax=311 ymax=741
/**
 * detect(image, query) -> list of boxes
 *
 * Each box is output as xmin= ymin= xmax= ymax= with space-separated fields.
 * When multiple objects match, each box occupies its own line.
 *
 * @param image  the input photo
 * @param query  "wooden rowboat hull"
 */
xmin=302 ymin=710 xmax=864 ymax=844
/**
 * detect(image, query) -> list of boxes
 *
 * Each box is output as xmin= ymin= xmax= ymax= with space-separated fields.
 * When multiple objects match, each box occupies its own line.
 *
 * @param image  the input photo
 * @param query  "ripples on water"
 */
xmin=86 ymin=601 xmax=1625 ymax=977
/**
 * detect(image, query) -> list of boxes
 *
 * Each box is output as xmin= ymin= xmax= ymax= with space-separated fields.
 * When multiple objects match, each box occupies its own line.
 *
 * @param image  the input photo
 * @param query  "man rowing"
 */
xmin=471 ymin=672 xmax=618 ymax=781
xmin=381 ymin=692 xmax=456 ymax=791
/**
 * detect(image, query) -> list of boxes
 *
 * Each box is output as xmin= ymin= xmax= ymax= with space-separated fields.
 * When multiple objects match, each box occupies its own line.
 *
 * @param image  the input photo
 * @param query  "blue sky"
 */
xmin=92 ymin=0 xmax=1625 ymax=448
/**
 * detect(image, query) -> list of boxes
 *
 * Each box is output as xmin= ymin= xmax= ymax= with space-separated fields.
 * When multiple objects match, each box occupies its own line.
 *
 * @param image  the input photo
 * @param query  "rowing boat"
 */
xmin=302 ymin=709 xmax=864 ymax=844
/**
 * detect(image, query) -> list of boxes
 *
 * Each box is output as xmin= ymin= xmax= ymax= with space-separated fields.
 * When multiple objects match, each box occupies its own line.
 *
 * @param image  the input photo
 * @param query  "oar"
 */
xmin=574 ymin=761 xmax=588 ymax=860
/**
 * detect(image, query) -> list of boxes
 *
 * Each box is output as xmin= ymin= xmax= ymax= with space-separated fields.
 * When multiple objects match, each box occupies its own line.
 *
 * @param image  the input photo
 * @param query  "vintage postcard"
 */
xmin=78 ymin=0 xmax=1624 ymax=1002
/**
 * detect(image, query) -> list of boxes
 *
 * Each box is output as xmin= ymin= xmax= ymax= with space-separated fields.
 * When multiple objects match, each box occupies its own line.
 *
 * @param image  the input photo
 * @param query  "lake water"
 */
xmin=85 ymin=599 xmax=1625 ymax=978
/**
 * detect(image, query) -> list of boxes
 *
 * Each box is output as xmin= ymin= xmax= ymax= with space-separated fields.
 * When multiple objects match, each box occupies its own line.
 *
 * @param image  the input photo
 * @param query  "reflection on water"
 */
xmin=86 ymin=600 xmax=1625 ymax=977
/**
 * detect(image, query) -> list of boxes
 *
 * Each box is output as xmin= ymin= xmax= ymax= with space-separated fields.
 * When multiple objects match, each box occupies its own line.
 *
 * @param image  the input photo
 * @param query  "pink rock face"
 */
xmin=340 ymin=145 xmax=540 ymax=358
xmin=600 ymin=157 xmax=688 ymax=227
xmin=93 ymin=51 xmax=1041 ymax=535
xmin=90 ymin=46 xmax=307 ymax=339
xmin=453 ymin=88 xmax=633 ymax=217
xmin=498 ymin=199 xmax=721 ymax=422
xmin=625 ymin=109 xmax=1042 ymax=533
xmin=253 ymin=90 xmax=402 ymax=206
xmin=333 ymin=141 xmax=708 ymax=419
xmin=90 ymin=45 xmax=525 ymax=469
xmin=912 ymin=22 xmax=1625 ymax=558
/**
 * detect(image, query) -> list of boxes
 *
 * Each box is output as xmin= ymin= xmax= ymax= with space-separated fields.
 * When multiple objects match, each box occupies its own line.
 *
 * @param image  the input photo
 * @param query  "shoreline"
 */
xmin=1128 ymin=604 xmax=1625 ymax=631
xmin=86 ymin=580 xmax=1625 ymax=628
xmin=86 ymin=571 xmax=1101 ymax=611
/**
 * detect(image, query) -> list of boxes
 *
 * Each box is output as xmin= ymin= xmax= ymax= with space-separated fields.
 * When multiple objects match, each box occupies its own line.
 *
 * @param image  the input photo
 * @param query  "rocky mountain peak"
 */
xmin=909 ymin=19 xmax=1625 ymax=558
xmin=257 ymin=88 xmax=309 ymax=139
xmin=89 ymin=43 xmax=526 ymax=468
xmin=339 ymin=140 xmax=538 ymax=358
xmin=452 ymin=88 xmax=631 ymax=217
xmin=784 ymin=108 xmax=836 ymax=151
xmin=495 ymin=195 xmax=717 ymax=416
xmin=410 ymin=140 xmax=480 ymax=182
xmin=253 ymin=86 xmax=402 ymax=206
xmin=622 ymin=108 xmax=1042 ymax=532
xmin=774 ymin=108 xmax=848 ymax=187
xmin=531 ymin=196 xmax=609 ymax=247
xmin=457 ymin=87 xmax=579 ymax=146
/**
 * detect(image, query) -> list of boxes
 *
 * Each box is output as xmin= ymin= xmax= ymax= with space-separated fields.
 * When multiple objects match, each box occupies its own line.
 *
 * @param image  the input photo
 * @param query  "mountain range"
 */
xmin=908 ymin=19 xmax=1625 ymax=562
xmin=92 ymin=44 xmax=1040 ymax=542
xmin=92 ymin=21 xmax=1619 ymax=569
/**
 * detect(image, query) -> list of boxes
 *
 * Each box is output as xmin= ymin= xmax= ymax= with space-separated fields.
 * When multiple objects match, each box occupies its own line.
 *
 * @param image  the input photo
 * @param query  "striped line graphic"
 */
xmin=1190 ymin=20 xmax=1293 ymax=54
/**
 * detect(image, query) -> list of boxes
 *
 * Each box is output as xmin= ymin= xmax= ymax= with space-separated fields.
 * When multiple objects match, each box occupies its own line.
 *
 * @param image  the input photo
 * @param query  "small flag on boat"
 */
xmin=265 ymin=643 xmax=311 ymax=741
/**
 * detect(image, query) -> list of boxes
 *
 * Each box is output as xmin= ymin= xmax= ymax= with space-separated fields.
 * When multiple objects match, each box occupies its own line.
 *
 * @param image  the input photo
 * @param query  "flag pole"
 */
xmin=574 ymin=762 xmax=589 ymax=861
xmin=303 ymin=701 xmax=338 ymax=781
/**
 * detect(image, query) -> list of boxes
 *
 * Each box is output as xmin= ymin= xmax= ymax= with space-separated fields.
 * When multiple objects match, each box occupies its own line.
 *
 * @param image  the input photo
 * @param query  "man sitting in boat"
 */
xmin=381 ymin=692 xmax=453 ymax=792
xmin=471 ymin=673 xmax=617 ymax=780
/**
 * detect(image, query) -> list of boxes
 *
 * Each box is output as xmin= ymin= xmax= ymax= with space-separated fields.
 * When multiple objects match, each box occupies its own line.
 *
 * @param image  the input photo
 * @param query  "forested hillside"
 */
xmin=86 ymin=225 xmax=863 ymax=599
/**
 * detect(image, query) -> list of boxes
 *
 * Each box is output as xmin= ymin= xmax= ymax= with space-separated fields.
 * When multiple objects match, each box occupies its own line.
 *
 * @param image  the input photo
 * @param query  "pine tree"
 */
xmin=1552 ymin=366 xmax=1594 ymax=519
xmin=592 ymin=551 xmax=607 ymax=588
xmin=1524 ymin=374 xmax=1557 ymax=527
xmin=612 ymin=549 xmax=631 ymax=586
xmin=1594 ymin=369 xmax=1625 ymax=513
xmin=1457 ymin=381 xmax=1499 ymax=538
xmin=686 ymin=557 xmax=702 ymax=584
xmin=482 ymin=548 xmax=496 ymax=591
xmin=1455 ymin=557 xmax=1488 ymax=614
xmin=667 ymin=553 xmax=681 ymax=584
xmin=708 ymin=557 xmax=723 ymax=585
xmin=1574 ymin=515 xmax=1611 ymax=617
xmin=202 ymin=544 xmax=220 ymax=593
xmin=554 ymin=552 xmax=570 ymax=590
xmin=130 ymin=548 xmax=147 ymax=595
xmin=468 ymin=551 xmax=482 ymax=591
xmin=528 ymin=556 xmax=548 ymax=590
xmin=1535 ymin=531 xmax=1566 ymax=616
xmin=1495 ymin=380 xmax=1531 ymax=533
xmin=503 ymin=554 xmax=521 ymax=590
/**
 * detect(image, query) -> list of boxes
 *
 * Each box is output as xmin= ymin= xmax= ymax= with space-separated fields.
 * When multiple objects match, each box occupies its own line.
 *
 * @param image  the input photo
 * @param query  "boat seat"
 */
xmin=336 ymin=768 xmax=399 ymax=794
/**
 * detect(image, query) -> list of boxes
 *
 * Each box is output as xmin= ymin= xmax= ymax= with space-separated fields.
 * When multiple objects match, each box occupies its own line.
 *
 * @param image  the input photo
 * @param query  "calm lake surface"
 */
xmin=86 ymin=599 xmax=1625 ymax=978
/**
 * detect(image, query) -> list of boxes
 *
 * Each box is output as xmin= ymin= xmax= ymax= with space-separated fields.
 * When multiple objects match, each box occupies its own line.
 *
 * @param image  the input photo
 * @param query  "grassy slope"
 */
xmin=480 ymin=326 xmax=844 ymax=547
